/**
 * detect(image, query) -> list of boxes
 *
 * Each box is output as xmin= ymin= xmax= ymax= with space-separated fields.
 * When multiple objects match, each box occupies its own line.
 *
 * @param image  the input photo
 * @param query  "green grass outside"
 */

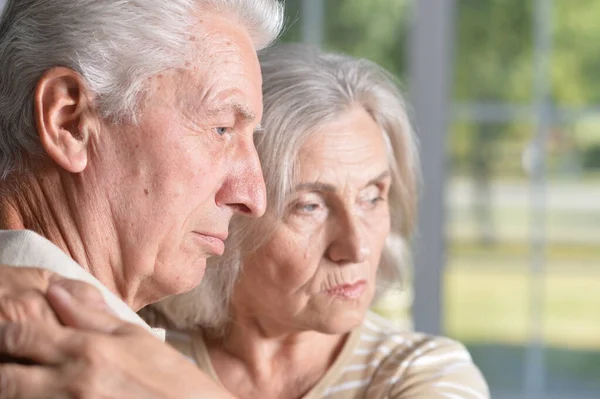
xmin=445 ymin=263 xmax=600 ymax=348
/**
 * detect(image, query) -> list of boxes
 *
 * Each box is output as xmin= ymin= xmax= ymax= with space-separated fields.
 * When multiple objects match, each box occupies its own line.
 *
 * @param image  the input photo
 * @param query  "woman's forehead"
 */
xmin=296 ymin=109 xmax=389 ymax=186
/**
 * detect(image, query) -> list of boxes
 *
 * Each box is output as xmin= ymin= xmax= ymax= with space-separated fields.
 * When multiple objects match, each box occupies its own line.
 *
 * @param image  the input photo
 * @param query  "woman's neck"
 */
xmin=205 ymin=315 xmax=349 ymax=399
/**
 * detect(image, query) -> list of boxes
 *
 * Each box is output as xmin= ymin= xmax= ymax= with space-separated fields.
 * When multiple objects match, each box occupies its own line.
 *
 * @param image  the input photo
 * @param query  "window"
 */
xmin=283 ymin=1 xmax=600 ymax=398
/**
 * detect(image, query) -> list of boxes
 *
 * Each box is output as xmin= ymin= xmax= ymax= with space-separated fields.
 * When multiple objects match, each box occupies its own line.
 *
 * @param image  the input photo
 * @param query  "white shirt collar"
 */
xmin=0 ymin=229 xmax=165 ymax=341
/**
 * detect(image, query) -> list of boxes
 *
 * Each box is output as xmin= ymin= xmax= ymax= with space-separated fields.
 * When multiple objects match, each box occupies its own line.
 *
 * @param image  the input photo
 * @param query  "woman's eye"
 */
xmin=214 ymin=127 xmax=229 ymax=136
xmin=297 ymin=203 xmax=319 ymax=212
xmin=370 ymin=196 xmax=384 ymax=205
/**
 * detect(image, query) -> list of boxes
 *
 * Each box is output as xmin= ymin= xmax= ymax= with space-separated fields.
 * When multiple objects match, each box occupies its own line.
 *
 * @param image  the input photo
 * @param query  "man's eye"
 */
xmin=215 ymin=127 xmax=228 ymax=136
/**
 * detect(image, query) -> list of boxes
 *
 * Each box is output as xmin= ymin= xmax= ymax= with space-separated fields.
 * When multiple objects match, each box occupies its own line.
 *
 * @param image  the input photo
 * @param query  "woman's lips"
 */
xmin=325 ymin=280 xmax=366 ymax=299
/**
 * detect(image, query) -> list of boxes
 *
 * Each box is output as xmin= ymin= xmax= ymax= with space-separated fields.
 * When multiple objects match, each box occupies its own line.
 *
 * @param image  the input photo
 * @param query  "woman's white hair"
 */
xmin=0 ymin=0 xmax=284 ymax=180
xmin=148 ymin=43 xmax=420 ymax=335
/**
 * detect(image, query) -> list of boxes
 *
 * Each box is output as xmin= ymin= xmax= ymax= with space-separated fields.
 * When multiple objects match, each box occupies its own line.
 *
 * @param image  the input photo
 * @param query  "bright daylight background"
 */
xmin=280 ymin=1 xmax=600 ymax=399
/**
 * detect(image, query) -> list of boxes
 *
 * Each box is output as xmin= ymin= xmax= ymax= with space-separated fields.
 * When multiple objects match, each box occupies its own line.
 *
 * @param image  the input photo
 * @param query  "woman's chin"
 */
xmin=319 ymin=309 xmax=368 ymax=335
xmin=312 ymin=289 xmax=374 ymax=333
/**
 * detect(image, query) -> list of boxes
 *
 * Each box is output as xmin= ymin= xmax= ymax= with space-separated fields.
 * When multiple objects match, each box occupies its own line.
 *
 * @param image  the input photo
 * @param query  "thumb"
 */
xmin=45 ymin=283 xmax=127 ymax=334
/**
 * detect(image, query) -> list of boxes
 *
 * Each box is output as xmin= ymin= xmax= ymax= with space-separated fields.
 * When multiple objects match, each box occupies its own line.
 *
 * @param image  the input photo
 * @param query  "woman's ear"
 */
xmin=34 ymin=67 xmax=97 ymax=173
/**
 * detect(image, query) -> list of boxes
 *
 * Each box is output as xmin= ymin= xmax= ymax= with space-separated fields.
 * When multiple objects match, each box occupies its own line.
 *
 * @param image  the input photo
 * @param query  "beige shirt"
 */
xmin=0 ymin=229 xmax=164 ymax=341
xmin=168 ymin=312 xmax=489 ymax=398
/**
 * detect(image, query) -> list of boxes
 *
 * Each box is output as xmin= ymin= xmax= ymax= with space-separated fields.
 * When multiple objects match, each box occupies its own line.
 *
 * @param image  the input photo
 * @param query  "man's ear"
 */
xmin=34 ymin=67 xmax=97 ymax=173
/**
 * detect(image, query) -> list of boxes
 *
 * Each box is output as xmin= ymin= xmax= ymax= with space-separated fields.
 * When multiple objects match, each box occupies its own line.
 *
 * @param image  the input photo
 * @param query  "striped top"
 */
xmin=167 ymin=312 xmax=489 ymax=398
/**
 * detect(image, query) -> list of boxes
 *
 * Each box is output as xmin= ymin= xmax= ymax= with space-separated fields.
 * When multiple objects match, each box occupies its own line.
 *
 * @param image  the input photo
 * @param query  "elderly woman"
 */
xmin=149 ymin=44 xmax=489 ymax=399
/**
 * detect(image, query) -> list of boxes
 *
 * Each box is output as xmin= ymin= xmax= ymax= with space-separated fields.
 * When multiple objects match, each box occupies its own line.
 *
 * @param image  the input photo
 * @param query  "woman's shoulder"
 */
xmin=351 ymin=312 xmax=490 ymax=398
xmin=165 ymin=330 xmax=197 ymax=362
xmin=359 ymin=311 xmax=475 ymax=357
xmin=358 ymin=311 xmax=430 ymax=350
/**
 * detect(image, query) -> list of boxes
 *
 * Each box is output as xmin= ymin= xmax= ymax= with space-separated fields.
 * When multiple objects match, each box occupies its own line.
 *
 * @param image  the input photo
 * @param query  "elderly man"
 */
xmin=0 ymin=0 xmax=283 ymax=397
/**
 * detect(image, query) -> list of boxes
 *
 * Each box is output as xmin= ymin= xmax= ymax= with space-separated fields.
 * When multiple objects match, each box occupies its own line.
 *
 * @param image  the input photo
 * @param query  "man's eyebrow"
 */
xmin=206 ymin=103 xmax=256 ymax=123
xmin=232 ymin=103 xmax=256 ymax=123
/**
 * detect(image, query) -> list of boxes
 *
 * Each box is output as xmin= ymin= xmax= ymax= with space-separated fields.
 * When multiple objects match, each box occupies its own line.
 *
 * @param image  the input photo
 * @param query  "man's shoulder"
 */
xmin=0 ymin=229 xmax=80 ymax=273
xmin=0 ymin=229 xmax=161 ymax=339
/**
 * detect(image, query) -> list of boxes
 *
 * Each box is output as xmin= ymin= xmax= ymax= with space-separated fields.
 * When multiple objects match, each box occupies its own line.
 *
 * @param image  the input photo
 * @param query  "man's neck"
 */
xmin=0 ymin=166 xmax=127 ymax=303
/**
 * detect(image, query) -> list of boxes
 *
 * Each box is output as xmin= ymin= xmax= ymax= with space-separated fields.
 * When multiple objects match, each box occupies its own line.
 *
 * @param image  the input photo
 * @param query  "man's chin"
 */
xmin=178 ymin=258 xmax=208 ymax=294
xmin=144 ymin=258 xmax=208 ymax=306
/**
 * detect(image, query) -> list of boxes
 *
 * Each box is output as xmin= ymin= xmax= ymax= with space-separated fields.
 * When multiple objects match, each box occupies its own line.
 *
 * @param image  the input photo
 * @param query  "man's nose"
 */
xmin=215 ymin=138 xmax=266 ymax=218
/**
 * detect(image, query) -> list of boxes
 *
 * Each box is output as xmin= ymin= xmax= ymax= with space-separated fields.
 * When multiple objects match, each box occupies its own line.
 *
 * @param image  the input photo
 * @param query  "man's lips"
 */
xmin=191 ymin=231 xmax=227 ymax=256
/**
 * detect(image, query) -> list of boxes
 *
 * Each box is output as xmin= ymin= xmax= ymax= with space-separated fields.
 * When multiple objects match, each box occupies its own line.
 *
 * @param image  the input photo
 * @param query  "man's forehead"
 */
xmin=179 ymin=15 xmax=263 ymax=127
xmin=189 ymin=10 xmax=254 ymax=62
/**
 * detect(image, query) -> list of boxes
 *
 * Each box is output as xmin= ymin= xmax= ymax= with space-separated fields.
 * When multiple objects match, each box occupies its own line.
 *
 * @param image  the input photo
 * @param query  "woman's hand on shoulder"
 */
xmin=0 ymin=283 xmax=234 ymax=399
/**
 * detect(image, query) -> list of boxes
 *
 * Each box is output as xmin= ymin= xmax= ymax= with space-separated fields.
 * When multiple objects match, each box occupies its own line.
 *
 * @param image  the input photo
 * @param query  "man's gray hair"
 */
xmin=0 ymin=0 xmax=284 ymax=179
xmin=149 ymin=44 xmax=420 ymax=336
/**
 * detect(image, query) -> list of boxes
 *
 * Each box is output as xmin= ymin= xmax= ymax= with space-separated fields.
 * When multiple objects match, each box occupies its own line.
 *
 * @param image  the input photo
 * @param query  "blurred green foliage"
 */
xmin=279 ymin=0 xmax=600 ymax=178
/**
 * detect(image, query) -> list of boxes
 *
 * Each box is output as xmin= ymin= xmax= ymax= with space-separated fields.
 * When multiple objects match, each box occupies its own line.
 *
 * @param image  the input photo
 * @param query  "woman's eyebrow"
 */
xmin=293 ymin=182 xmax=336 ymax=192
xmin=366 ymin=170 xmax=391 ymax=187
xmin=292 ymin=170 xmax=390 ymax=193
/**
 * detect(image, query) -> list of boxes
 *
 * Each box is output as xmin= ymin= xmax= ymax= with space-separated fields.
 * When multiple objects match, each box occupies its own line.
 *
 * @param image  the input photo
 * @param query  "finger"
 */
xmin=0 ymin=364 xmax=62 ymax=399
xmin=0 ymin=266 xmax=52 ymax=294
xmin=0 ymin=291 xmax=60 ymax=325
xmin=0 ymin=322 xmax=66 ymax=365
xmin=48 ymin=278 xmax=107 ymax=310
xmin=46 ymin=284 xmax=134 ymax=335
